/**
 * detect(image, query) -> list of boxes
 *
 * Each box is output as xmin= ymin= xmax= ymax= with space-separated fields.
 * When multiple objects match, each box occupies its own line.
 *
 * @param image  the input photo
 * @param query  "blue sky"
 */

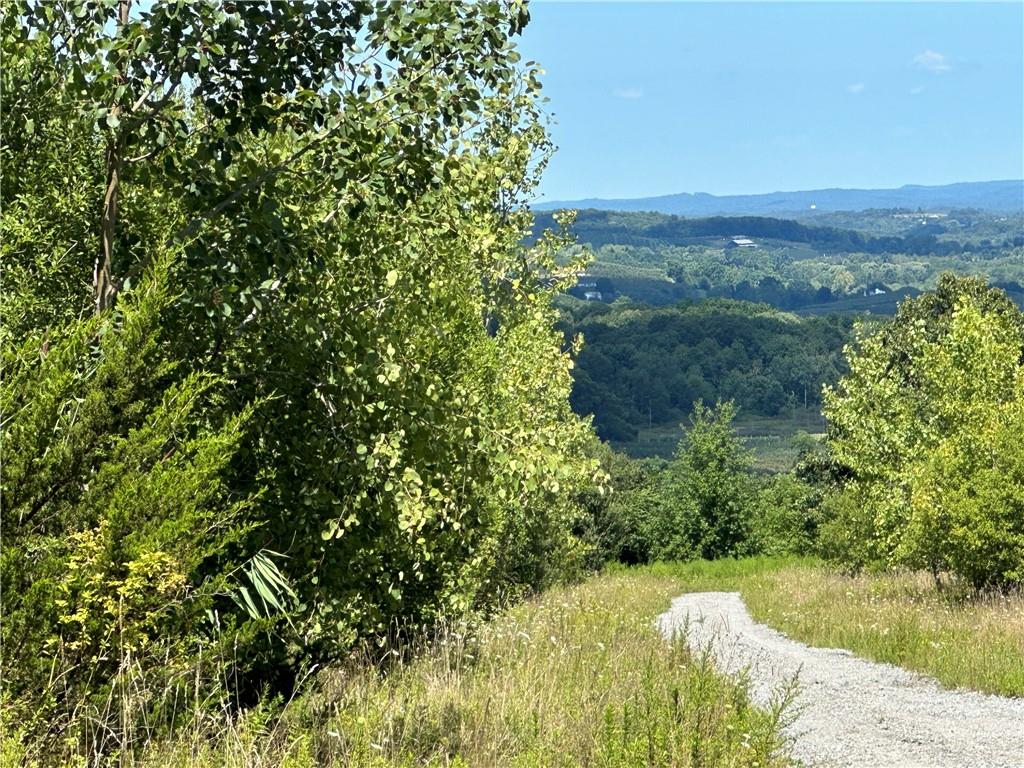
xmin=517 ymin=2 xmax=1024 ymax=201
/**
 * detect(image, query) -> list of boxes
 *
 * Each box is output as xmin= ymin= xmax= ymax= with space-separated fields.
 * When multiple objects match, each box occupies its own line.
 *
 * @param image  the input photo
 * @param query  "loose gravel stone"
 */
xmin=657 ymin=591 xmax=1024 ymax=768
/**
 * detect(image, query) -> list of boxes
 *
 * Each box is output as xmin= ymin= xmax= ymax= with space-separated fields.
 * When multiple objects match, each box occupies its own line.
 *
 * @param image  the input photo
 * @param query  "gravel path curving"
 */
xmin=657 ymin=591 xmax=1024 ymax=768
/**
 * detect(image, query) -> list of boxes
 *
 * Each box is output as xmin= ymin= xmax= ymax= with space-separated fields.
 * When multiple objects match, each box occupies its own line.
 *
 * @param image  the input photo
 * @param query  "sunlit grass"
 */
xmin=740 ymin=562 xmax=1024 ymax=697
xmin=23 ymin=555 xmax=1015 ymax=767
xmin=126 ymin=569 xmax=792 ymax=767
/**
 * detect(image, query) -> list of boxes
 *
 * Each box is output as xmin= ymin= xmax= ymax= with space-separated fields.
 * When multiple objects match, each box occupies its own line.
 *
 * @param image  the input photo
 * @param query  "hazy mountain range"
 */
xmin=534 ymin=180 xmax=1024 ymax=216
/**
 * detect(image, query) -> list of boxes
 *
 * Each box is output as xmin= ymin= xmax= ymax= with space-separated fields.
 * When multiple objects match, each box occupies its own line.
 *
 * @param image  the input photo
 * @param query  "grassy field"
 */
xmin=739 ymin=561 xmax=1024 ymax=697
xmin=13 ymin=557 xmax=1020 ymax=766
xmin=650 ymin=558 xmax=1024 ymax=698
xmin=77 ymin=567 xmax=793 ymax=768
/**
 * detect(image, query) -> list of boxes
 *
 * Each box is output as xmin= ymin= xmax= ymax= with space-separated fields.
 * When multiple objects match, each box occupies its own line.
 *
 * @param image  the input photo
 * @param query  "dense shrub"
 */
xmin=752 ymin=474 xmax=821 ymax=556
xmin=574 ymin=442 xmax=662 ymax=567
xmin=572 ymin=405 xmax=814 ymax=569
xmin=0 ymin=257 xmax=267 ymax=746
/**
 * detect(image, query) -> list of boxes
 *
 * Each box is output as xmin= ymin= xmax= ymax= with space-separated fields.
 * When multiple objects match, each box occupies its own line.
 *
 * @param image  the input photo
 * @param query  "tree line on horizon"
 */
xmin=536 ymin=208 xmax=1024 ymax=257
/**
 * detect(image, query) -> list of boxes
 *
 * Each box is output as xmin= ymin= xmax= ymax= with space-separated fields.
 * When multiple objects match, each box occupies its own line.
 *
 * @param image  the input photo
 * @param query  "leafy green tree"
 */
xmin=823 ymin=275 xmax=1024 ymax=585
xmin=2 ymin=1 xmax=602 ymax=760
xmin=10 ymin=0 xmax=531 ymax=313
xmin=654 ymin=401 xmax=756 ymax=560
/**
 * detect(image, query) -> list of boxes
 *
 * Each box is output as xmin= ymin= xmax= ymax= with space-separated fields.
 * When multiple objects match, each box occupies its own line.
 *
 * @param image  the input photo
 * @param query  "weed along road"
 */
xmin=659 ymin=592 xmax=1024 ymax=767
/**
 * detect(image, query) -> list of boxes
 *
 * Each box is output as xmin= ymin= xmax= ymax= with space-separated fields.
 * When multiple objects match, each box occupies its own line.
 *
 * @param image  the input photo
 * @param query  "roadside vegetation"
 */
xmin=582 ymin=277 xmax=1024 ymax=589
xmin=739 ymin=562 xmax=1024 ymax=697
xmin=1 ymin=3 xmax=604 ymax=763
xmin=4 ymin=567 xmax=795 ymax=768
xmin=578 ymin=274 xmax=1024 ymax=696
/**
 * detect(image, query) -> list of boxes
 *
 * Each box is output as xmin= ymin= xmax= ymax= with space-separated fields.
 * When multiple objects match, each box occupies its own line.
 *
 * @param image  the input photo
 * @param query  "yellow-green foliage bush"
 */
xmin=1 ymin=259 xmax=264 ymax=758
xmin=823 ymin=275 xmax=1024 ymax=587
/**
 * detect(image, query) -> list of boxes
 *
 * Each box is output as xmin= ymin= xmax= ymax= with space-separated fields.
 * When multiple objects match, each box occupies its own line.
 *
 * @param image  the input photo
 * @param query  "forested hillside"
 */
xmin=575 ymin=274 xmax=1024 ymax=592
xmin=552 ymin=205 xmax=1022 ymax=460
xmin=559 ymin=298 xmax=853 ymax=443
xmin=539 ymin=208 xmax=1024 ymax=255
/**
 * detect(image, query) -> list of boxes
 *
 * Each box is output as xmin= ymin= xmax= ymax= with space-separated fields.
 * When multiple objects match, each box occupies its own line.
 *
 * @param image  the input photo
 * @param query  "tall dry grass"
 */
xmin=20 ymin=569 xmax=793 ymax=767
xmin=14 ymin=555 xmax=1018 ymax=767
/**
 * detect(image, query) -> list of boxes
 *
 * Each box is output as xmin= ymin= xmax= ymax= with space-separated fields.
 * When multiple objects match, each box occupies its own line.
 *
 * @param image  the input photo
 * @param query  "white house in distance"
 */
xmin=573 ymin=272 xmax=603 ymax=300
xmin=725 ymin=236 xmax=758 ymax=249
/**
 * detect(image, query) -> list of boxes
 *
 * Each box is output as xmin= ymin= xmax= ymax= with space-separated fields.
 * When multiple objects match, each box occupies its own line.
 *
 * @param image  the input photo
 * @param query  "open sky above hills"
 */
xmin=519 ymin=2 xmax=1024 ymax=202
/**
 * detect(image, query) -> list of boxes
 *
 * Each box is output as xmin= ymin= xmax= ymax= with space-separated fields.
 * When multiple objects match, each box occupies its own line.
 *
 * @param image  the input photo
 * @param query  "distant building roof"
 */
xmin=727 ymin=236 xmax=757 ymax=248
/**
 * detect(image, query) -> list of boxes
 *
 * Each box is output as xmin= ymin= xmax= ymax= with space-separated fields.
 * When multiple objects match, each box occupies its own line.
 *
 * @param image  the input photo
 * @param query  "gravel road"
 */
xmin=657 ymin=591 xmax=1024 ymax=767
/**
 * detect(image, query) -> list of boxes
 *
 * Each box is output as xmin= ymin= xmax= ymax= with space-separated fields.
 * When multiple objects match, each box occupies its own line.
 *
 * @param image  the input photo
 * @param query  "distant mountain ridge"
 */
xmin=535 ymin=180 xmax=1024 ymax=216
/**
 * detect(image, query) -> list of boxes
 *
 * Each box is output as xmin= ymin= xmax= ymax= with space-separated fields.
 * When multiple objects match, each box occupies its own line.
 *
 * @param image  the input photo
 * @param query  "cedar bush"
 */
xmin=1 ymin=256 xmax=266 ymax=754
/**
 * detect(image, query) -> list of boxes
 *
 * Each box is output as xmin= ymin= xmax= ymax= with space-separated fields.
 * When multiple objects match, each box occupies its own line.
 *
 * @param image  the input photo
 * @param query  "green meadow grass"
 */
xmin=739 ymin=561 xmax=1024 ymax=697
xmin=89 ymin=568 xmax=793 ymax=768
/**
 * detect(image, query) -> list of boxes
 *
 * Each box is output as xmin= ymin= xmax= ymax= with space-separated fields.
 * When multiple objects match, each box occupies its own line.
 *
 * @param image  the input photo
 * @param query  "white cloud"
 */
xmin=613 ymin=87 xmax=643 ymax=100
xmin=909 ymin=85 xmax=925 ymax=95
xmin=913 ymin=49 xmax=952 ymax=73
xmin=846 ymin=82 xmax=865 ymax=94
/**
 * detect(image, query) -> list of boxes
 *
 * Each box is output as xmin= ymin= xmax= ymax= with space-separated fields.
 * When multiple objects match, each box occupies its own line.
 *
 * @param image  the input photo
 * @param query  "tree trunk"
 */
xmin=96 ymin=141 xmax=121 ymax=312
xmin=94 ymin=0 xmax=131 ymax=314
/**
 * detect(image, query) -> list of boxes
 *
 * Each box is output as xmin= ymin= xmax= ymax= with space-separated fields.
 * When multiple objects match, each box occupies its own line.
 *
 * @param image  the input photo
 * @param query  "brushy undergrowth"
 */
xmin=10 ymin=555 xmax=1019 ymax=766
xmin=651 ymin=557 xmax=1024 ymax=697
xmin=23 ymin=569 xmax=793 ymax=768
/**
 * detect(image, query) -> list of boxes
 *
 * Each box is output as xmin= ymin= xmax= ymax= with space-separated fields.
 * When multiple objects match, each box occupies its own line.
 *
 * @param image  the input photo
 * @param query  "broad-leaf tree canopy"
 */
xmin=1 ymin=2 xmax=602 ymax=761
